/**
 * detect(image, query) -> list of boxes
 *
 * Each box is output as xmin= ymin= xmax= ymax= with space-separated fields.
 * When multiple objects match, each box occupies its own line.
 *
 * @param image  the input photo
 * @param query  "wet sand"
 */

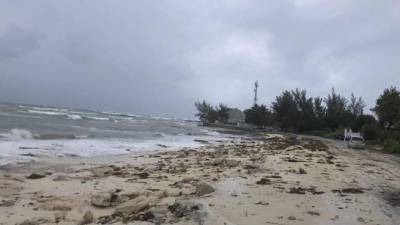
xmin=1 ymin=134 xmax=400 ymax=225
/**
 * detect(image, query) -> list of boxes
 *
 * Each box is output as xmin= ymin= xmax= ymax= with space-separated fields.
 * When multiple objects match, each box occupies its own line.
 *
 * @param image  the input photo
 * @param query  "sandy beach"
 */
xmin=1 ymin=134 xmax=400 ymax=225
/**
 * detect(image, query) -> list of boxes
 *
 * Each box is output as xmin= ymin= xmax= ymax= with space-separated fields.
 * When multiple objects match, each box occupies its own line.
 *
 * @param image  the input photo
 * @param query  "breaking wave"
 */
xmin=0 ymin=129 xmax=34 ymax=140
xmin=67 ymin=114 xmax=82 ymax=120
xmin=27 ymin=110 xmax=67 ymax=116
xmin=84 ymin=116 xmax=109 ymax=121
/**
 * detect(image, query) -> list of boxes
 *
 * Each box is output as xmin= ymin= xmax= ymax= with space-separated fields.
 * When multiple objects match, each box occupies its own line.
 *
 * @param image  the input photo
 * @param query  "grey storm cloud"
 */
xmin=0 ymin=25 xmax=45 ymax=60
xmin=0 ymin=0 xmax=399 ymax=118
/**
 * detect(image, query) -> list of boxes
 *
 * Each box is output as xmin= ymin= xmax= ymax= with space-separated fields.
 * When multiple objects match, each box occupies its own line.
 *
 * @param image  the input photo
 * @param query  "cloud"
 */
xmin=0 ymin=25 xmax=44 ymax=61
xmin=0 ymin=0 xmax=399 ymax=117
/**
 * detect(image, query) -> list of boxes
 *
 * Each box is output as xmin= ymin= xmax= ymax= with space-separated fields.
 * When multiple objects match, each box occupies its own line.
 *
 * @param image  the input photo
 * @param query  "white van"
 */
xmin=348 ymin=135 xmax=365 ymax=149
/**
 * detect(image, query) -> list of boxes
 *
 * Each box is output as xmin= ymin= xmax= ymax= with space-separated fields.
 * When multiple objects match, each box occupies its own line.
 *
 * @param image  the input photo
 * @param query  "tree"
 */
xmin=373 ymin=87 xmax=400 ymax=128
xmin=194 ymin=100 xmax=218 ymax=124
xmin=348 ymin=93 xmax=366 ymax=117
xmin=350 ymin=114 xmax=377 ymax=132
xmin=271 ymin=89 xmax=318 ymax=132
xmin=313 ymin=97 xmax=326 ymax=130
xmin=244 ymin=104 xmax=271 ymax=128
xmin=361 ymin=123 xmax=382 ymax=140
xmin=324 ymin=88 xmax=351 ymax=130
xmin=216 ymin=103 xmax=229 ymax=123
xmin=272 ymin=90 xmax=299 ymax=130
xmin=291 ymin=89 xmax=316 ymax=132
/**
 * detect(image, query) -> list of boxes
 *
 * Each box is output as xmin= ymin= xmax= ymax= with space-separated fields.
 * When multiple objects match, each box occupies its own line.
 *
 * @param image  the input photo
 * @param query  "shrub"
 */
xmin=383 ymin=131 xmax=400 ymax=142
xmin=361 ymin=123 xmax=382 ymax=140
xmin=383 ymin=139 xmax=400 ymax=153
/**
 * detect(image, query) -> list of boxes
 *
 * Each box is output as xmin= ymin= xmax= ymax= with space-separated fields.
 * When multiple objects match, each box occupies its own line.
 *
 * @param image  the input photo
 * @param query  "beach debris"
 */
xmin=114 ymin=194 xmax=163 ymax=221
xmin=288 ymin=186 xmax=324 ymax=195
xmin=242 ymin=164 xmax=260 ymax=170
xmin=331 ymin=188 xmax=364 ymax=194
xmin=288 ymin=216 xmax=297 ymax=220
xmin=256 ymin=177 xmax=271 ymax=185
xmin=383 ymin=190 xmax=400 ymax=207
xmin=284 ymin=157 xmax=306 ymax=163
xmin=138 ymin=205 xmax=169 ymax=224
xmin=255 ymin=201 xmax=269 ymax=206
xmin=226 ymin=159 xmax=240 ymax=167
xmin=357 ymin=217 xmax=366 ymax=223
xmin=38 ymin=197 xmax=74 ymax=211
xmin=307 ymin=211 xmax=320 ymax=216
xmin=52 ymin=175 xmax=69 ymax=181
xmin=54 ymin=211 xmax=66 ymax=223
xmin=288 ymin=187 xmax=306 ymax=194
xmin=195 ymin=182 xmax=215 ymax=196
xmin=0 ymin=198 xmax=16 ymax=207
xmin=298 ymin=168 xmax=307 ymax=174
xmin=168 ymin=199 xmax=205 ymax=218
xmin=284 ymin=145 xmax=304 ymax=151
xmin=301 ymin=138 xmax=329 ymax=151
xmin=79 ymin=210 xmax=94 ymax=225
xmin=26 ymin=173 xmax=46 ymax=179
xmin=20 ymin=153 xmax=37 ymax=157
xmin=18 ymin=218 xmax=50 ymax=225
xmin=135 ymin=172 xmax=150 ymax=179
xmin=91 ymin=193 xmax=114 ymax=208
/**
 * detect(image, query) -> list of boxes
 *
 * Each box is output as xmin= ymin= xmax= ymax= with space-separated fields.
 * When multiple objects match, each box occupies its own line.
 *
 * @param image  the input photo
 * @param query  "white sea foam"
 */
xmin=0 ymin=111 xmax=42 ymax=119
xmin=67 ymin=114 xmax=82 ymax=120
xmin=0 ymin=134 xmax=235 ymax=165
xmin=19 ymin=105 xmax=67 ymax=112
xmin=0 ymin=129 xmax=34 ymax=140
xmin=84 ymin=116 xmax=109 ymax=121
xmin=27 ymin=110 xmax=67 ymax=116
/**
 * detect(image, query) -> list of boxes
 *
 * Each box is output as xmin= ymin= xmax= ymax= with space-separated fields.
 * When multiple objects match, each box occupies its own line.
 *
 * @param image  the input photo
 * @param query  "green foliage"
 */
xmin=272 ymin=89 xmax=317 ymax=132
xmin=313 ymin=97 xmax=326 ymax=130
xmin=373 ymin=87 xmax=400 ymax=128
xmin=194 ymin=101 xmax=233 ymax=124
xmin=351 ymin=115 xmax=377 ymax=132
xmin=361 ymin=123 xmax=382 ymax=140
xmin=384 ymin=131 xmax=400 ymax=142
xmin=271 ymin=88 xmax=366 ymax=133
xmin=244 ymin=104 xmax=271 ymax=128
xmin=272 ymin=90 xmax=299 ymax=130
xmin=292 ymin=89 xmax=316 ymax=132
xmin=324 ymin=88 xmax=352 ymax=129
xmin=194 ymin=100 xmax=218 ymax=124
xmin=216 ymin=103 xmax=229 ymax=123
xmin=383 ymin=139 xmax=400 ymax=153
xmin=348 ymin=93 xmax=366 ymax=117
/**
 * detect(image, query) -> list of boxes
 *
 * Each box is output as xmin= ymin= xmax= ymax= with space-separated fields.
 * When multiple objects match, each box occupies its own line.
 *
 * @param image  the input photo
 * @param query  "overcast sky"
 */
xmin=0 ymin=1 xmax=399 ymax=118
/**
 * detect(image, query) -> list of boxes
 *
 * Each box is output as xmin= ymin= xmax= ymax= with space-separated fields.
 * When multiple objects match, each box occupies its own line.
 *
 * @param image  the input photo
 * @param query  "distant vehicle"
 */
xmin=334 ymin=134 xmax=344 ymax=140
xmin=348 ymin=136 xmax=365 ymax=149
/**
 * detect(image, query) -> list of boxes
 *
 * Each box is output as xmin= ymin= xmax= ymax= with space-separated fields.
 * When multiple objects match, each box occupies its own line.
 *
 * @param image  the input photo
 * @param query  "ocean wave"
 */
xmin=0 ymin=111 xmax=42 ymax=119
xmin=19 ymin=105 xmax=67 ymax=112
xmin=0 ymin=129 xmax=34 ymax=140
xmin=84 ymin=116 xmax=109 ymax=121
xmin=152 ymin=132 xmax=167 ymax=138
xmin=27 ymin=109 xmax=67 ymax=116
xmin=101 ymin=111 xmax=145 ymax=119
xmin=34 ymin=133 xmax=92 ymax=140
xmin=67 ymin=114 xmax=82 ymax=120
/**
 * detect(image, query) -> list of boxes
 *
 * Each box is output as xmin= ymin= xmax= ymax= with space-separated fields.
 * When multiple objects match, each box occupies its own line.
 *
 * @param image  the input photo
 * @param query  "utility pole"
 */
xmin=254 ymin=80 xmax=258 ymax=106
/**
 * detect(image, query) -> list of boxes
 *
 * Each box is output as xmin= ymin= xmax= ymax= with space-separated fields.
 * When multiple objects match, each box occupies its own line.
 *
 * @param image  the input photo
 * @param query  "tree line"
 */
xmin=195 ymin=86 xmax=400 ymax=153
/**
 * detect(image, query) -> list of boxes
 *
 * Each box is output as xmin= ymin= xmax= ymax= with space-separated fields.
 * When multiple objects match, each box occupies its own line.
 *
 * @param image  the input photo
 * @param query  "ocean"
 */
xmin=0 ymin=103 xmax=232 ymax=165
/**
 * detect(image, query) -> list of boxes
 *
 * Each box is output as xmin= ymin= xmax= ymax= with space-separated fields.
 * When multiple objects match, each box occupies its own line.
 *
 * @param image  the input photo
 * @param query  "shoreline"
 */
xmin=1 ymin=134 xmax=400 ymax=225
